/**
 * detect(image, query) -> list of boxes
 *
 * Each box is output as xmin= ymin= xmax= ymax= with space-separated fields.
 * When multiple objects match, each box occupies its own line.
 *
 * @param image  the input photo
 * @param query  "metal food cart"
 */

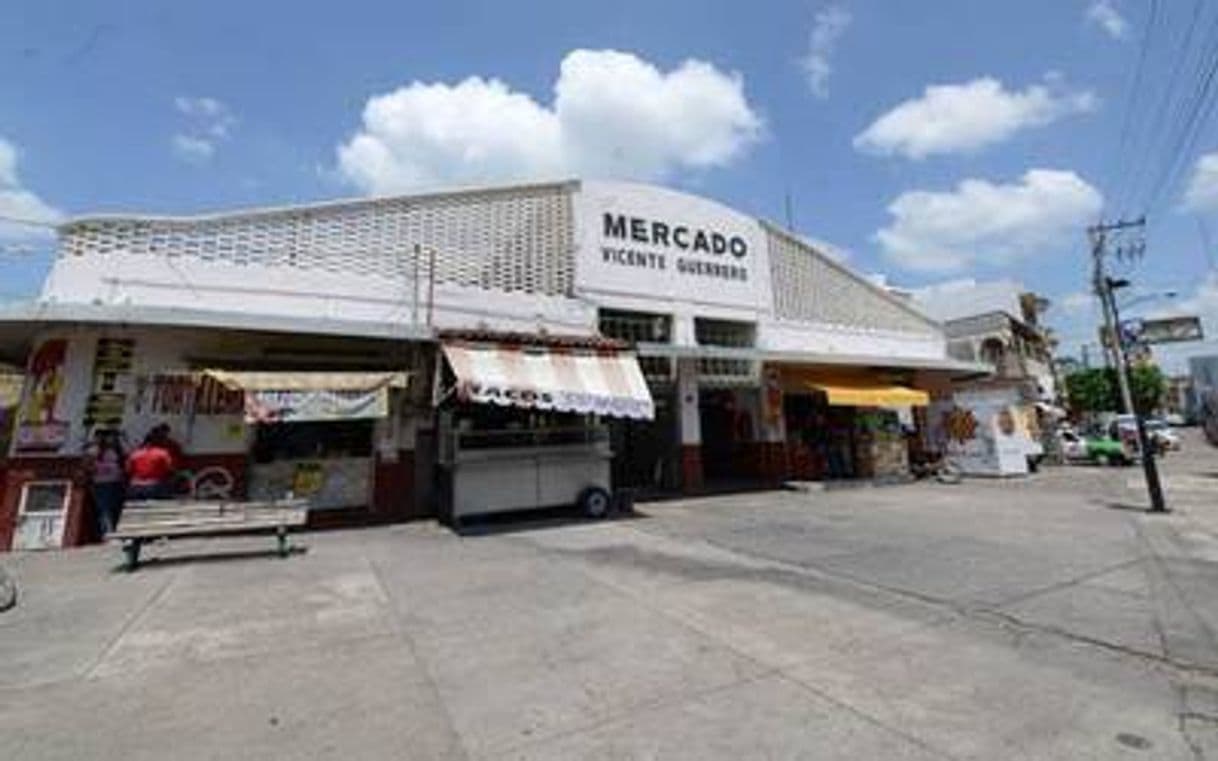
xmin=436 ymin=339 xmax=654 ymax=523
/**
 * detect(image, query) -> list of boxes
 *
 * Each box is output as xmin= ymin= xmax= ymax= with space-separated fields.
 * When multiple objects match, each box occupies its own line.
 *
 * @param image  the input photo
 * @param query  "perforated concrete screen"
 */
xmin=58 ymin=182 xmax=577 ymax=298
xmin=765 ymin=225 xmax=936 ymax=335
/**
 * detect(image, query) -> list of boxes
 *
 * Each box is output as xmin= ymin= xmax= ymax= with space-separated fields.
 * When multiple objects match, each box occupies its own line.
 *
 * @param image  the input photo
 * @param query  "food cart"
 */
xmin=436 ymin=338 xmax=654 ymax=523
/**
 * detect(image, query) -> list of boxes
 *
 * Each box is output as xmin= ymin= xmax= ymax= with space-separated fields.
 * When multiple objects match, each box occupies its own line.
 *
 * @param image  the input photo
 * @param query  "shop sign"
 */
xmin=575 ymin=181 xmax=771 ymax=311
xmin=245 ymin=387 xmax=388 ymax=423
xmin=14 ymin=339 xmax=70 ymax=454
xmin=84 ymin=337 xmax=135 ymax=431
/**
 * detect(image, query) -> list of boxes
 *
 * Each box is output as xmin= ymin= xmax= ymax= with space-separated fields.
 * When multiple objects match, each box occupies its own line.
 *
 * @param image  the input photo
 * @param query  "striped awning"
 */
xmin=442 ymin=343 xmax=654 ymax=421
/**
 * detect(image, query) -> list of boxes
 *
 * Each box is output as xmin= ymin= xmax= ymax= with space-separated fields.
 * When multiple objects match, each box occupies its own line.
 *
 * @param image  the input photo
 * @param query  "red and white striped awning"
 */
xmin=441 ymin=343 xmax=655 ymax=421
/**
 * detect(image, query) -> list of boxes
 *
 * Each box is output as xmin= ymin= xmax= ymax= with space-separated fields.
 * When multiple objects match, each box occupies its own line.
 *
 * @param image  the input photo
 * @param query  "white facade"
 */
xmin=42 ymin=179 xmax=947 ymax=366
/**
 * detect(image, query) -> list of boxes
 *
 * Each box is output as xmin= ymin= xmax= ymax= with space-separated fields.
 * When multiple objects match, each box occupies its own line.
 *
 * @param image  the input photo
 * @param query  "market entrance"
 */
xmin=698 ymin=386 xmax=764 ymax=487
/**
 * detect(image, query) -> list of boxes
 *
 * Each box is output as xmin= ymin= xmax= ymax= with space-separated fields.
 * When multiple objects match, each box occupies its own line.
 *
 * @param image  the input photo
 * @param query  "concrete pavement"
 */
xmin=3 ymin=430 xmax=1218 ymax=759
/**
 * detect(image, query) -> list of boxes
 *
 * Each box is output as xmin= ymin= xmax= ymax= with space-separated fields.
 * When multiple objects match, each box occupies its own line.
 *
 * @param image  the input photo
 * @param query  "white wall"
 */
xmin=42 ymin=255 xmax=597 ymax=338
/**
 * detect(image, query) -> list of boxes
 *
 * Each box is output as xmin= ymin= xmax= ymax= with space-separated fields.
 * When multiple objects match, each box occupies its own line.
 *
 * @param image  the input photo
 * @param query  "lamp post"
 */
xmin=1104 ymin=277 xmax=1168 ymax=513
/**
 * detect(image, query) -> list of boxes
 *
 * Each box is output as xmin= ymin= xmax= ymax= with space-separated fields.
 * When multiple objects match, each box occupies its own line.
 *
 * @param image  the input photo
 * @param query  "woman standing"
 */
xmin=83 ymin=429 xmax=126 ymax=537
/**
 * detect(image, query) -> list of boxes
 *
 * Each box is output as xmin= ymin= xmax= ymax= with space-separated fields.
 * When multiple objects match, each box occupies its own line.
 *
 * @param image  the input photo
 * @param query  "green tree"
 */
xmin=1129 ymin=364 xmax=1166 ymax=415
xmin=1064 ymin=365 xmax=1166 ymax=415
xmin=1065 ymin=368 xmax=1116 ymax=414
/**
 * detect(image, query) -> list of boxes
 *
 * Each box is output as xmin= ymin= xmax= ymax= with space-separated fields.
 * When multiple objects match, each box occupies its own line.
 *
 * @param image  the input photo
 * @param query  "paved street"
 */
xmin=4 ymin=432 xmax=1218 ymax=760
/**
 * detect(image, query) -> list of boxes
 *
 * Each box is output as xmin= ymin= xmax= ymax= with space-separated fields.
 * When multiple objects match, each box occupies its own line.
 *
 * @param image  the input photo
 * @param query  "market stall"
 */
xmin=437 ymin=340 xmax=654 ymax=522
xmin=782 ymin=371 xmax=929 ymax=481
xmin=204 ymin=370 xmax=410 ymax=509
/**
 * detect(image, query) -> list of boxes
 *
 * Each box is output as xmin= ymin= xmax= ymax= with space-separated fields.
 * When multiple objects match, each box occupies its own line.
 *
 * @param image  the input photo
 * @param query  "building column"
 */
xmin=757 ymin=365 xmax=788 ymax=483
xmin=675 ymin=358 xmax=703 ymax=492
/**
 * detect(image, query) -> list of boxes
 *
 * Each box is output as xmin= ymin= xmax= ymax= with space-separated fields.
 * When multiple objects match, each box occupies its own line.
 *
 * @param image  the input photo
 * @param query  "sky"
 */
xmin=3 ymin=0 xmax=1218 ymax=371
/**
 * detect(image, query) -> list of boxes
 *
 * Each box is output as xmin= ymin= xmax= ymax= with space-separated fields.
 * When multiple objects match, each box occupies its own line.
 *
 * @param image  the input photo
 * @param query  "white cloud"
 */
xmin=854 ymin=77 xmax=1098 ymax=159
xmin=0 ymin=136 xmax=64 ymax=241
xmin=798 ymin=6 xmax=851 ymax=99
xmin=1183 ymin=152 xmax=1218 ymax=212
xmin=171 ymin=134 xmax=217 ymax=164
xmin=1058 ymin=290 xmax=1096 ymax=314
xmin=875 ymin=169 xmax=1104 ymax=272
xmin=337 ymin=48 xmax=763 ymax=195
xmin=171 ymin=96 xmax=236 ymax=163
xmin=1086 ymin=1 xmax=1129 ymax=40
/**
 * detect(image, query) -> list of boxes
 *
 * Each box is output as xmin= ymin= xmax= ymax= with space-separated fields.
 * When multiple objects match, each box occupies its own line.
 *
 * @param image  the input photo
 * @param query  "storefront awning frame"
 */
xmin=203 ymin=370 xmax=410 ymax=393
xmin=633 ymin=341 xmax=990 ymax=375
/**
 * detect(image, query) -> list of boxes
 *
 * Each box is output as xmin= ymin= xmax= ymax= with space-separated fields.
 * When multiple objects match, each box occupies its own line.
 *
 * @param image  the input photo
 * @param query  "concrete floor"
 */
xmin=4 ymin=430 xmax=1218 ymax=759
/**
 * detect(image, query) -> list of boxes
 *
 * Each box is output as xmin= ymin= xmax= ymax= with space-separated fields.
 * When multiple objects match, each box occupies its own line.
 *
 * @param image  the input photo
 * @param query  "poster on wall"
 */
xmin=14 ymin=339 xmax=70 ymax=454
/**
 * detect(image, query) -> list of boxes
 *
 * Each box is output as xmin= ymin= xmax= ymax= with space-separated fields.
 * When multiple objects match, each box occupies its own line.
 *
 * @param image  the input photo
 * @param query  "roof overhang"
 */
xmin=0 ymin=301 xmax=436 ymax=363
xmin=634 ymin=341 xmax=991 ymax=376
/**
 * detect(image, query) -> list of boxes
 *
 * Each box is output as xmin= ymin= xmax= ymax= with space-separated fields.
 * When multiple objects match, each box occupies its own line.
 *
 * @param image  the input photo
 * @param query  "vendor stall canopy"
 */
xmin=807 ymin=381 xmax=929 ymax=407
xmin=441 ymin=343 xmax=654 ymax=421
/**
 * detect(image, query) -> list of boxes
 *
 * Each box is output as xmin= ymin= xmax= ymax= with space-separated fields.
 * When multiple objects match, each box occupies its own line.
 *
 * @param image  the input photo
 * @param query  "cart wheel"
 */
xmin=1096 ymin=454 xmax=1110 ymax=467
xmin=578 ymin=487 xmax=613 ymax=520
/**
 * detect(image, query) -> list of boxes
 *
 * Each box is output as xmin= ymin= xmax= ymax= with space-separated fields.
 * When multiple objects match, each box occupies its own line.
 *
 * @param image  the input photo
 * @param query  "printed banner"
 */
xmin=245 ymin=387 xmax=388 ymax=423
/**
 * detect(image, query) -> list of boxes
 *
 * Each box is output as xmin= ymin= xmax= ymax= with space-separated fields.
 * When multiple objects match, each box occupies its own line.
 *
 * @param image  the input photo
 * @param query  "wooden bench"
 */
xmin=110 ymin=498 xmax=309 ymax=571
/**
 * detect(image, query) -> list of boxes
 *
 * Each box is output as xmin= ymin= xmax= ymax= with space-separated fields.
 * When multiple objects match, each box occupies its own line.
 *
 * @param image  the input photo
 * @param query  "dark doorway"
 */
xmin=610 ymin=385 xmax=678 ymax=494
xmin=698 ymin=388 xmax=760 ymax=484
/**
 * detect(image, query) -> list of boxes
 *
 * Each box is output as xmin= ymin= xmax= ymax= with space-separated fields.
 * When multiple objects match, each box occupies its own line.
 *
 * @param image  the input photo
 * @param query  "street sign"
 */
xmin=1139 ymin=316 xmax=1204 ymax=345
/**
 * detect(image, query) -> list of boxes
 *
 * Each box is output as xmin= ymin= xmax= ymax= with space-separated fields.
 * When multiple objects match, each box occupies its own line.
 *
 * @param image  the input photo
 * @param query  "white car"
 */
xmin=1145 ymin=419 xmax=1181 ymax=451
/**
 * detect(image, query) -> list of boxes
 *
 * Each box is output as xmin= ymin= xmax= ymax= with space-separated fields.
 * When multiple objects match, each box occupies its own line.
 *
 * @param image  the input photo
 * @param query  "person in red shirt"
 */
xmin=126 ymin=428 xmax=176 ymax=501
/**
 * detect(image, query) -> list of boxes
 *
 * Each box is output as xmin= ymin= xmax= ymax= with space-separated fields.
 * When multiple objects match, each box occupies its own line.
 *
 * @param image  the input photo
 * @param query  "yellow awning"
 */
xmin=204 ymin=370 xmax=409 ymax=392
xmin=806 ymin=381 xmax=929 ymax=407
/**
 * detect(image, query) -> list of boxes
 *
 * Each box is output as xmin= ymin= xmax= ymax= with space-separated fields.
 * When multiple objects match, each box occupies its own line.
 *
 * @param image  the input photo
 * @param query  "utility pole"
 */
xmin=1086 ymin=217 xmax=1167 ymax=513
xmin=1088 ymin=218 xmax=1143 ymax=414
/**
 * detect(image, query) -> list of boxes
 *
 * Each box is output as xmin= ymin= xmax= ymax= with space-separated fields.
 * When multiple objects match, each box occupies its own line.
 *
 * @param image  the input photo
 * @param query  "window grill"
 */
xmin=694 ymin=317 xmax=755 ymax=348
xmin=598 ymin=309 xmax=673 ymax=383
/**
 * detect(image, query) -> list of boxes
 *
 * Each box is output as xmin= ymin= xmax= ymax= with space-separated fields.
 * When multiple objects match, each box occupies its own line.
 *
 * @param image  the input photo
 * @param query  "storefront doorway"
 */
xmin=698 ymin=387 xmax=762 ymax=486
xmin=609 ymin=384 xmax=678 ymax=494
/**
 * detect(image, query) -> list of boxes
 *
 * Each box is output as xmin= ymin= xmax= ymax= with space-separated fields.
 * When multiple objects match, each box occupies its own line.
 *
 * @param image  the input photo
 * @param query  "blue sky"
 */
xmin=3 ymin=0 xmax=1218 ymax=368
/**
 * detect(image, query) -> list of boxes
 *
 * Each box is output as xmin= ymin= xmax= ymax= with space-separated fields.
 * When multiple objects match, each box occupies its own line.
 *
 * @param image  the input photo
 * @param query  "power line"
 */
xmin=1110 ymin=0 xmax=1162 ymax=214
xmin=1138 ymin=7 xmax=1218 ymax=214
xmin=1119 ymin=0 xmax=1205 ymax=212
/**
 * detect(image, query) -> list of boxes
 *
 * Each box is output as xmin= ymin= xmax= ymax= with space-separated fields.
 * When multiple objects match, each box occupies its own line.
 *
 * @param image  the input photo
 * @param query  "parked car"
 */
xmin=1107 ymin=415 xmax=1174 ymax=454
xmin=1144 ymin=419 xmax=1181 ymax=451
xmin=1058 ymin=429 xmax=1134 ymax=466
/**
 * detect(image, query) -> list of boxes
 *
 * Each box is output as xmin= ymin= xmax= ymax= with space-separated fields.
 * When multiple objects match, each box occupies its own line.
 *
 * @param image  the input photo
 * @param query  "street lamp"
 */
xmin=1104 ymin=277 xmax=1168 ymax=513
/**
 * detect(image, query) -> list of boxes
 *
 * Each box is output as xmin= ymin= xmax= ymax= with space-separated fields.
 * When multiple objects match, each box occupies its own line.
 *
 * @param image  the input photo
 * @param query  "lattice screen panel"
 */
xmin=766 ymin=226 xmax=935 ymax=335
xmin=59 ymin=183 xmax=577 ymax=297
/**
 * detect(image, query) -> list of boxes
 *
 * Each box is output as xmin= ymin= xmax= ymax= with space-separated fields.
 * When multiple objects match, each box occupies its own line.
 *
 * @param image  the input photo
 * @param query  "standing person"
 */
xmin=83 ymin=429 xmax=126 ymax=537
xmin=126 ymin=428 xmax=176 ymax=501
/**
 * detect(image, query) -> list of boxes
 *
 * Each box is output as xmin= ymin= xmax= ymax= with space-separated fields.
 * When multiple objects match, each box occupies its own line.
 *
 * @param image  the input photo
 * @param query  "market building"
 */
xmin=0 ymin=179 xmax=981 ymax=550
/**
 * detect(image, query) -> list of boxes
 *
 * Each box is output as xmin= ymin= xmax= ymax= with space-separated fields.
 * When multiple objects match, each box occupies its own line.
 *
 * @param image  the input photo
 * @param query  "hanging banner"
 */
xmin=245 ymin=387 xmax=389 ymax=423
